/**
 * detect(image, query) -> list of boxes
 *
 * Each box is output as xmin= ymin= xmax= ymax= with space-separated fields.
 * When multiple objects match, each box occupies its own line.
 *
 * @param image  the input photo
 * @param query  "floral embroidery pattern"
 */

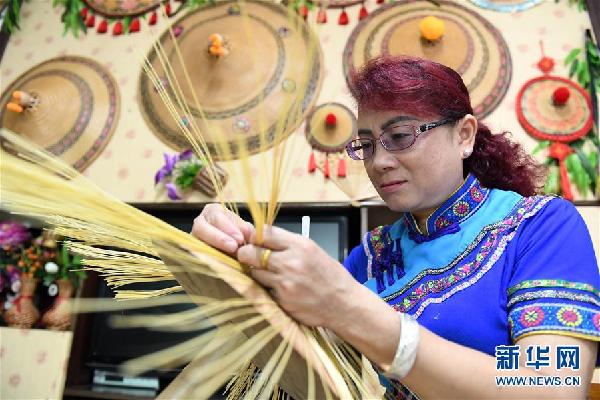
xmin=470 ymin=185 xmax=484 ymax=201
xmin=430 ymin=176 xmax=490 ymax=232
xmin=390 ymin=196 xmax=552 ymax=315
xmin=403 ymin=174 xmax=490 ymax=236
xmin=507 ymin=289 xmax=600 ymax=308
xmin=384 ymin=195 xmax=551 ymax=303
xmin=557 ymin=307 xmax=583 ymax=327
xmin=519 ymin=306 xmax=545 ymax=327
xmin=435 ymin=216 xmax=452 ymax=229
xmin=367 ymin=225 xmax=404 ymax=292
xmin=369 ymin=226 xmax=387 ymax=261
xmin=452 ymin=201 xmax=471 ymax=217
xmin=593 ymin=314 xmax=600 ymax=330
xmin=507 ymin=279 xmax=599 ymax=297
xmin=364 ymin=225 xmax=385 ymax=280
xmin=509 ymin=303 xmax=600 ymax=340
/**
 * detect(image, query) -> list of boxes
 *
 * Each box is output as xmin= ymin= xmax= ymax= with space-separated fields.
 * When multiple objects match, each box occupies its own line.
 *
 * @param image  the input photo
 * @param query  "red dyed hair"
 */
xmin=348 ymin=56 xmax=546 ymax=197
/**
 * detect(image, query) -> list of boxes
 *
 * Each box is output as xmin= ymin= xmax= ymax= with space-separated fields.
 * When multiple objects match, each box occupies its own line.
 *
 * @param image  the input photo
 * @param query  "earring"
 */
xmin=462 ymin=149 xmax=472 ymax=159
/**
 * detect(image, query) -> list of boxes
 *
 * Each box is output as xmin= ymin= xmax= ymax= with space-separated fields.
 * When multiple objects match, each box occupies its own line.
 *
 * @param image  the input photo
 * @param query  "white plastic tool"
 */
xmin=301 ymin=216 xmax=310 ymax=238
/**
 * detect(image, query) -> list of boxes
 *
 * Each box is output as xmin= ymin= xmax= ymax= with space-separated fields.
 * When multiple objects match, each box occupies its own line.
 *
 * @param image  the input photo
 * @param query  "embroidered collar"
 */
xmin=403 ymin=174 xmax=490 ymax=243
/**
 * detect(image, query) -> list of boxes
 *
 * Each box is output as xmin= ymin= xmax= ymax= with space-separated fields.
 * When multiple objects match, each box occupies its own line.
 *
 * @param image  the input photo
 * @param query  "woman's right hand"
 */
xmin=191 ymin=203 xmax=254 ymax=255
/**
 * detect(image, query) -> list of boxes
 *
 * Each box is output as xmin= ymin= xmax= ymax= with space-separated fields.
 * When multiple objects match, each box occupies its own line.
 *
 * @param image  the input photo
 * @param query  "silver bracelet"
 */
xmin=383 ymin=312 xmax=420 ymax=380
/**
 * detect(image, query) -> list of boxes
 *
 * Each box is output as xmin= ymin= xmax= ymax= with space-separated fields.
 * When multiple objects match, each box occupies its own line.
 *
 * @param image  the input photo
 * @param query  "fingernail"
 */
xmin=233 ymin=232 xmax=244 ymax=243
xmin=225 ymin=238 xmax=237 ymax=251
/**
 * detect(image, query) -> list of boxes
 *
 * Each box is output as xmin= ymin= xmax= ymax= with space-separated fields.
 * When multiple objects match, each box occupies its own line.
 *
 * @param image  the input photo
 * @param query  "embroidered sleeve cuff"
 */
xmin=508 ymin=302 xmax=600 ymax=342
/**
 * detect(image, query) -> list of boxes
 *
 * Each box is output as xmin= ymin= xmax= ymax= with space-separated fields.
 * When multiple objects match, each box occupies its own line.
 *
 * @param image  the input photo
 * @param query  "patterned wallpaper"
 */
xmin=0 ymin=1 xmax=598 ymax=255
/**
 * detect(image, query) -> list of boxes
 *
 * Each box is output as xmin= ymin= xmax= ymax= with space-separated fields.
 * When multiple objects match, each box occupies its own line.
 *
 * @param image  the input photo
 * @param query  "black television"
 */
xmin=86 ymin=207 xmax=356 ymax=395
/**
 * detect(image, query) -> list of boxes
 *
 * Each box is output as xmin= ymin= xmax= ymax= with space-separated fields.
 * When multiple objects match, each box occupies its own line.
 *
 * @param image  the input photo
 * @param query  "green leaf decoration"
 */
xmin=2 ymin=0 xmax=25 ymax=33
xmin=566 ymin=153 xmax=590 ymax=195
xmin=565 ymin=48 xmax=581 ymax=66
xmin=532 ymin=140 xmax=551 ymax=155
xmin=123 ymin=15 xmax=131 ymax=33
xmin=587 ymin=40 xmax=599 ymax=59
xmin=72 ymin=254 xmax=82 ymax=267
xmin=53 ymin=0 xmax=86 ymax=37
xmin=61 ymin=243 xmax=69 ymax=268
xmin=545 ymin=165 xmax=560 ymax=195
xmin=589 ymin=150 xmax=599 ymax=171
xmin=574 ymin=146 xmax=597 ymax=190
xmin=569 ymin=58 xmax=579 ymax=79
xmin=174 ymin=161 xmax=202 ymax=189
xmin=576 ymin=60 xmax=590 ymax=88
xmin=186 ymin=0 xmax=213 ymax=9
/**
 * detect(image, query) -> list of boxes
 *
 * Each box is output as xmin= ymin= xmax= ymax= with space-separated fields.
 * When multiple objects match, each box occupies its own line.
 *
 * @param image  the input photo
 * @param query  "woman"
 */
xmin=192 ymin=56 xmax=600 ymax=398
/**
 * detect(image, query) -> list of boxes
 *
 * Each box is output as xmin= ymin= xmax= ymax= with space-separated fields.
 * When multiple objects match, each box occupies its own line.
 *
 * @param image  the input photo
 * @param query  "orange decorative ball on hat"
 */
xmin=419 ymin=16 xmax=445 ymax=41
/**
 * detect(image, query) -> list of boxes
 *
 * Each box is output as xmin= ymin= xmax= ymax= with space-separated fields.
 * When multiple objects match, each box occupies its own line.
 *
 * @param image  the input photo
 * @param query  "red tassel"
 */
xmin=113 ymin=21 xmax=123 ymax=36
xmin=149 ymin=11 xmax=157 ymax=25
xmin=548 ymin=142 xmax=575 ymax=201
xmin=558 ymin=159 xmax=574 ymax=201
xmin=359 ymin=4 xmax=368 ymax=20
xmin=85 ymin=14 xmax=95 ymax=28
xmin=97 ymin=19 xmax=108 ymax=33
xmin=308 ymin=151 xmax=316 ymax=173
xmin=165 ymin=2 xmax=172 ymax=17
xmin=324 ymin=154 xmax=330 ymax=178
xmin=130 ymin=18 xmax=140 ymax=32
xmin=338 ymin=8 xmax=349 ymax=25
xmin=316 ymin=8 xmax=327 ymax=24
xmin=298 ymin=5 xmax=308 ymax=20
xmin=80 ymin=7 xmax=88 ymax=18
xmin=377 ymin=0 xmax=385 ymax=4
xmin=337 ymin=157 xmax=346 ymax=178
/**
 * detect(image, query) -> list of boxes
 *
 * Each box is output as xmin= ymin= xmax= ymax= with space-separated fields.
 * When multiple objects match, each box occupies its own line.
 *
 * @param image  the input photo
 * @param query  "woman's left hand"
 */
xmin=237 ymin=225 xmax=357 ymax=328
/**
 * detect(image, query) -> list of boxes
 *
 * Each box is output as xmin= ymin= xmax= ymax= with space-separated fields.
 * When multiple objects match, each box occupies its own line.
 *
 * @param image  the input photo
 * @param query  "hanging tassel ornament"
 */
xmin=316 ymin=8 xmax=327 ymax=24
xmin=80 ymin=7 xmax=88 ymax=19
xmin=324 ymin=154 xmax=330 ymax=178
xmin=165 ymin=1 xmax=172 ymax=17
xmin=85 ymin=14 xmax=95 ymax=28
xmin=537 ymin=41 xmax=555 ymax=74
xmin=337 ymin=156 xmax=347 ymax=178
xmin=97 ymin=19 xmax=108 ymax=33
xmin=298 ymin=4 xmax=308 ymax=20
xmin=308 ymin=151 xmax=317 ymax=173
xmin=113 ymin=20 xmax=123 ymax=35
xmin=130 ymin=18 xmax=140 ymax=33
xmin=149 ymin=11 xmax=157 ymax=25
xmin=377 ymin=0 xmax=385 ymax=4
xmin=548 ymin=142 xmax=575 ymax=201
xmin=338 ymin=8 xmax=349 ymax=25
xmin=359 ymin=2 xmax=369 ymax=20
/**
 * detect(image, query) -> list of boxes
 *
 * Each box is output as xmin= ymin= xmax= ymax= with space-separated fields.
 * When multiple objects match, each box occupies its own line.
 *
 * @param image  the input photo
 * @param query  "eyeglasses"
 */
xmin=345 ymin=117 xmax=457 ymax=161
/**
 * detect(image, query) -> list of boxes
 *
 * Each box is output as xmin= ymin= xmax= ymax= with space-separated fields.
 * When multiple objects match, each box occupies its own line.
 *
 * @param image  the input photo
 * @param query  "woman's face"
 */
xmin=357 ymin=109 xmax=476 ymax=214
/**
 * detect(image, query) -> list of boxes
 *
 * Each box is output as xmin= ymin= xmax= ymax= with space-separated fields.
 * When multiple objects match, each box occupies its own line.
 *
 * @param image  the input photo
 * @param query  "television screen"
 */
xmin=89 ymin=280 xmax=206 ymax=376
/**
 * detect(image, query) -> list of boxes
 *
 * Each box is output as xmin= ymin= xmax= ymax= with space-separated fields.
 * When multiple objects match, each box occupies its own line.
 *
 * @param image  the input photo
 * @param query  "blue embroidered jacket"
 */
xmin=343 ymin=174 xmax=600 ymax=394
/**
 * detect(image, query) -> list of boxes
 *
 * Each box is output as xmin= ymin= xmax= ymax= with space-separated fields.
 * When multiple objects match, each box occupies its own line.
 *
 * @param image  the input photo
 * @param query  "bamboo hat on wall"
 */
xmin=138 ymin=0 xmax=324 ymax=160
xmin=0 ymin=56 xmax=120 ymax=172
xmin=516 ymin=75 xmax=593 ymax=143
xmin=83 ymin=0 xmax=163 ymax=17
xmin=468 ymin=0 xmax=544 ymax=13
xmin=343 ymin=0 xmax=512 ymax=119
